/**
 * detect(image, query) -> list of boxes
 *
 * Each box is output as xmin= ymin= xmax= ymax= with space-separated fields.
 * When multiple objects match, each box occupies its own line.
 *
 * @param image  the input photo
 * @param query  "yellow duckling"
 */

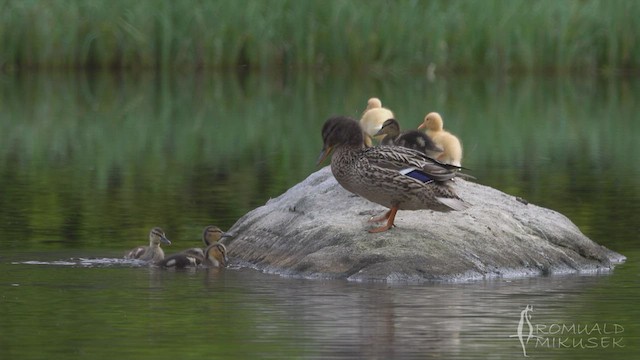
xmin=418 ymin=112 xmax=463 ymax=167
xmin=124 ymin=227 xmax=171 ymax=262
xmin=157 ymin=226 xmax=232 ymax=268
xmin=360 ymin=97 xmax=395 ymax=147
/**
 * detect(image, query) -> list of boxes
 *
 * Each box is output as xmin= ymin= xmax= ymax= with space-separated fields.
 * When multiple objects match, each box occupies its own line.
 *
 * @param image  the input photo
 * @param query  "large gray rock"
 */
xmin=225 ymin=167 xmax=625 ymax=281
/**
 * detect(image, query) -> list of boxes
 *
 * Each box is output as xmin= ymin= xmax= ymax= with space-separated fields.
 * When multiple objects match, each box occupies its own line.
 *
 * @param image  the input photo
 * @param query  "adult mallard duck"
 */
xmin=157 ymin=226 xmax=232 ymax=268
xmin=360 ymin=97 xmax=395 ymax=147
xmin=375 ymin=118 xmax=443 ymax=158
xmin=124 ymin=227 xmax=171 ymax=262
xmin=418 ymin=112 xmax=463 ymax=167
xmin=317 ymin=116 xmax=469 ymax=233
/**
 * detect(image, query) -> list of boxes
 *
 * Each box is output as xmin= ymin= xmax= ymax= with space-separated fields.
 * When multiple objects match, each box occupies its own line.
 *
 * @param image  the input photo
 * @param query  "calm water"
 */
xmin=0 ymin=72 xmax=638 ymax=359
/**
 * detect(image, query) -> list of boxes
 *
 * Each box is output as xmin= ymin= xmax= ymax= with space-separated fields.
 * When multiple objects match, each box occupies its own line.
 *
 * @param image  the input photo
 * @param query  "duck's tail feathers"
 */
xmin=454 ymin=172 xmax=476 ymax=181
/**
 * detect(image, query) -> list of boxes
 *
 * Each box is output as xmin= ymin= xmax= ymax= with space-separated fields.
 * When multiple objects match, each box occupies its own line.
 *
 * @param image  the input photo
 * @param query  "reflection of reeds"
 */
xmin=1 ymin=0 xmax=638 ymax=73
xmin=1 ymin=73 xmax=638 ymax=249
xmin=1 ymin=73 xmax=638 ymax=182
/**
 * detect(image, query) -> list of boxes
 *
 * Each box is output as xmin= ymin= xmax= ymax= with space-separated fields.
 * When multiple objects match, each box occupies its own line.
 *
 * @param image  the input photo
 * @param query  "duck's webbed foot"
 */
xmin=367 ymin=207 xmax=398 ymax=233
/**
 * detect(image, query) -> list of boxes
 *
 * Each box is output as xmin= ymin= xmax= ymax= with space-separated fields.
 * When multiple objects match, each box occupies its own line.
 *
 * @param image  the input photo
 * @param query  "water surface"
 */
xmin=0 ymin=72 xmax=638 ymax=359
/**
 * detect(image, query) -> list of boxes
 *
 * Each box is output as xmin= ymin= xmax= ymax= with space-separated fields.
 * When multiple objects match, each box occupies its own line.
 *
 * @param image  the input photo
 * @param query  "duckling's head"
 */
xmin=205 ymin=243 xmax=229 ymax=267
xmin=365 ymin=97 xmax=382 ymax=111
xmin=149 ymin=227 xmax=171 ymax=246
xmin=374 ymin=118 xmax=401 ymax=138
xmin=419 ymin=112 xmax=444 ymax=131
xmin=202 ymin=225 xmax=234 ymax=246
xmin=202 ymin=225 xmax=223 ymax=246
xmin=317 ymin=116 xmax=364 ymax=165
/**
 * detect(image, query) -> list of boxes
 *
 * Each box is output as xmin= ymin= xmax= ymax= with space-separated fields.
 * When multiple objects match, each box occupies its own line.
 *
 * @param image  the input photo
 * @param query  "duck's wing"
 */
xmin=362 ymin=145 xmax=460 ymax=182
xmin=124 ymin=246 xmax=147 ymax=259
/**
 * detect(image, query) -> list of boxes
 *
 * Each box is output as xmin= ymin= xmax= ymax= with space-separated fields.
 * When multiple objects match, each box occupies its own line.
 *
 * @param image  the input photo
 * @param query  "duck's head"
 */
xmin=149 ymin=227 xmax=171 ymax=246
xmin=205 ymin=243 xmax=229 ymax=267
xmin=365 ymin=97 xmax=382 ymax=111
xmin=317 ymin=116 xmax=364 ymax=165
xmin=418 ymin=112 xmax=443 ymax=131
xmin=201 ymin=225 xmax=233 ymax=246
xmin=374 ymin=118 xmax=400 ymax=138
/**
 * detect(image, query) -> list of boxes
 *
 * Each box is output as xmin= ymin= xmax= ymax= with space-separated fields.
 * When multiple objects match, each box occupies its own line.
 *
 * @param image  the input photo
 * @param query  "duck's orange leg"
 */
xmin=368 ymin=210 xmax=391 ymax=223
xmin=368 ymin=206 xmax=398 ymax=233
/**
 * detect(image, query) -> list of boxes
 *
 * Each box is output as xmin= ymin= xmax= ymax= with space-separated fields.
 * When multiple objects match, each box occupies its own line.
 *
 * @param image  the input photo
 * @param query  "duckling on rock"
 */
xmin=418 ymin=112 xmax=463 ymax=167
xmin=318 ymin=116 xmax=470 ymax=233
xmin=360 ymin=97 xmax=395 ymax=147
xmin=124 ymin=227 xmax=171 ymax=262
xmin=157 ymin=226 xmax=232 ymax=269
xmin=375 ymin=118 xmax=443 ymax=158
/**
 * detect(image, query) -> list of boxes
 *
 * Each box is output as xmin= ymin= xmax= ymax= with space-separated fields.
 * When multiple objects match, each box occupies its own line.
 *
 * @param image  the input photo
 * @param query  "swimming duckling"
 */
xmin=156 ymin=250 xmax=201 ymax=268
xmin=158 ymin=242 xmax=229 ymax=269
xmin=318 ymin=116 xmax=469 ymax=233
xmin=157 ymin=226 xmax=232 ymax=269
xmin=124 ymin=227 xmax=171 ymax=262
xmin=418 ymin=112 xmax=463 ymax=166
xmin=375 ymin=118 xmax=443 ymax=158
xmin=201 ymin=242 xmax=229 ymax=268
xmin=180 ymin=225 xmax=229 ymax=258
xmin=360 ymin=97 xmax=395 ymax=147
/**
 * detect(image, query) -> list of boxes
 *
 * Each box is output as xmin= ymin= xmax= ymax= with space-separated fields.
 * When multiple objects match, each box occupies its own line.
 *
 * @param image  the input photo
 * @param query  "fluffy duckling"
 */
xmin=375 ymin=118 xmax=443 ymax=158
xmin=158 ymin=242 xmax=229 ymax=269
xmin=418 ymin=112 xmax=463 ymax=166
xmin=124 ymin=227 xmax=171 ymax=262
xmin=318 ymin=116 xmax=469 ymax=233
xmin=201 ymin=242 xmax=229 ymax=268
xmin=360 ymin=97 xmax=395 ymax=147
xmin=180 ymin=225 xmax=229 ymax=258
xmin=157 ymin=226 xmax=232 ymax=269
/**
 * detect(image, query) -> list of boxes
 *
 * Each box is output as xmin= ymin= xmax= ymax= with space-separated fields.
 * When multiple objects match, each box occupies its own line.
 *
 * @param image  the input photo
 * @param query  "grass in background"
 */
xmin=0 ymin=0 xmax=638 ymax=74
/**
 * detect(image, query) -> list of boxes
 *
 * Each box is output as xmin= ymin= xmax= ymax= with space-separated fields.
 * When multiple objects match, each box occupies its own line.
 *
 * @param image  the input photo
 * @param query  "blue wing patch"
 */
xmin=399 ymin=167 xmax=434 ymax=183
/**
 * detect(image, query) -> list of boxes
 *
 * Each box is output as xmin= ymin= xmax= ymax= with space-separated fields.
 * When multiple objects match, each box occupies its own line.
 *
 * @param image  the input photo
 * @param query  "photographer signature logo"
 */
xmin=509 ymin=305 xmax=541 ymax=357
xmin=509 ymin=305 xmax=624 ymax=357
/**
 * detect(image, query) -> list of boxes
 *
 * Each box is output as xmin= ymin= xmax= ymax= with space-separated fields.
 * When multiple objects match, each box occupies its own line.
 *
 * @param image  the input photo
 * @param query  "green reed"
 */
xmin=1 ymin=0 xmax=638 ymax=74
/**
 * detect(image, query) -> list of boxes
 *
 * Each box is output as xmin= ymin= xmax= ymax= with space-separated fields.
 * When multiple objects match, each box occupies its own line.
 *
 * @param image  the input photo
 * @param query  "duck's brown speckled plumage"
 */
xmin=318 ymin=116 xmax=469 ymax=232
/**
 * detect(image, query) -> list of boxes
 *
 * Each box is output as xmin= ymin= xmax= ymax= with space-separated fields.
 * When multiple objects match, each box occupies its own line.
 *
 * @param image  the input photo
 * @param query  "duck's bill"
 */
xmin=316 ymin=146 xmax=332 ymax=166
xmin=161 ymin=236 xmax=172 ymax=245
xmin=417 ymin=123 xmax=426 ymax=130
